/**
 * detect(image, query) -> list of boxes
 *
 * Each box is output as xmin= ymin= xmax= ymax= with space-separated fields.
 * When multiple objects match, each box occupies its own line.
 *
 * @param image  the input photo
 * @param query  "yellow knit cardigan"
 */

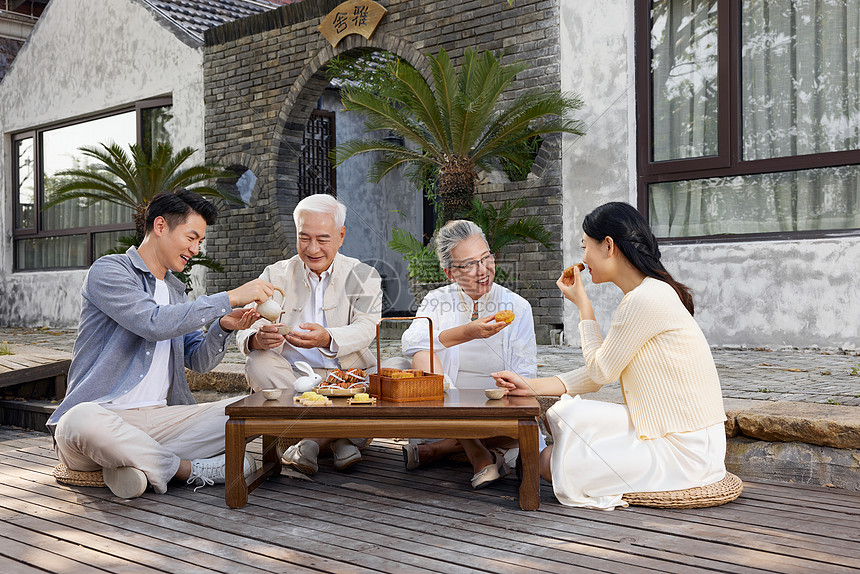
xmin=556 ymin=277 xmax=726 ymax=439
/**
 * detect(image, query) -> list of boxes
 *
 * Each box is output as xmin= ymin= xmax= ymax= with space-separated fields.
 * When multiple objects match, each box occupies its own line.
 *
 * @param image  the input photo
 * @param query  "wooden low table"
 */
xmin=224 ymin=389 xmax=542 ymax=510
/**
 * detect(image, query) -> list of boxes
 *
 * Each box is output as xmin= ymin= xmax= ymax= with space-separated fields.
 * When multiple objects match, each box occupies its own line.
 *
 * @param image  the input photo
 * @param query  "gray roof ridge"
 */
xmin=133 ymin=0 xmax=205 ymax=47
xmin=134 ymin=0 xmax=283 ymax=48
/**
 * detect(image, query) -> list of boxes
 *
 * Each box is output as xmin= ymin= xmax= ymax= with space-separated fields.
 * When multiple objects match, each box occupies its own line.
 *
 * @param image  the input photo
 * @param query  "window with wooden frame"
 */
xmin=11 ymin=98 xmax=173 ymax=270
xmin=636 ymin=0 xmax=860 ymax=242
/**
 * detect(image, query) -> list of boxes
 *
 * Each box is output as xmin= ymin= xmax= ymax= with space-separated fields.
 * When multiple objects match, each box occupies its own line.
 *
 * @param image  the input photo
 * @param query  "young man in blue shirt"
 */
xmin=49 ymin=190 xmax=274 ymax=499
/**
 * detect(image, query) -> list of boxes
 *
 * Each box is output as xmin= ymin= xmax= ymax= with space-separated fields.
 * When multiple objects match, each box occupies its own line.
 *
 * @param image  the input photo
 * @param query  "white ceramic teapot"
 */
xmin=293 ymin=361 xmax=323 ymax=393
xmin=256 ymin=287 xmax=285 ymax=322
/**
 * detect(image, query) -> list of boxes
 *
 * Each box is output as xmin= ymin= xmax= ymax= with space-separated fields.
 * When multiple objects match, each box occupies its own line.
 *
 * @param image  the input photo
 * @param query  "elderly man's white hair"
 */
xmin=293 ymin=193 xmax=347 ymax=229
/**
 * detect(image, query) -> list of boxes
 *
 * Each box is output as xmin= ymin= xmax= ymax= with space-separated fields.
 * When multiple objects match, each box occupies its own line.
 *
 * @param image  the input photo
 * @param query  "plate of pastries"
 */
xmin=314 ymin=368 xmax=369 ymax=396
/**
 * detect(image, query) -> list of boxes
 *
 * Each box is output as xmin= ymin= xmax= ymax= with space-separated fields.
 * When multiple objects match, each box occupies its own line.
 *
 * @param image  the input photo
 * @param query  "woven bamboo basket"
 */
xmin=368 ymin=317 xmax=444 ymax=403
xmin=622 ymin=472 xmax=743 ymax=508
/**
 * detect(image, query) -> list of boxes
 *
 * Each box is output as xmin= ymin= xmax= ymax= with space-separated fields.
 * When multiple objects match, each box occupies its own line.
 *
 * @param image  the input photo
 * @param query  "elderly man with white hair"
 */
xmin=237 ymin=194 xmax=382 ymax=475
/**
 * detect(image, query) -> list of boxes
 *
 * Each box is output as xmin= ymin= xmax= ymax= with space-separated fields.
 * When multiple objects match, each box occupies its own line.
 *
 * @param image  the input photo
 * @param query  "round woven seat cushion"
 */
xmin=53 ymin=463 xmax=106 ymax=488
xmin=622 ymin=472 xmax=743 ymax=508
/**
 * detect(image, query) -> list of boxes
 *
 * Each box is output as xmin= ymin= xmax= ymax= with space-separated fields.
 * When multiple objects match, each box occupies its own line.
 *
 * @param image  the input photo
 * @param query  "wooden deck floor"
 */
xmin=1 ymin=426 xmax=858 ymax=574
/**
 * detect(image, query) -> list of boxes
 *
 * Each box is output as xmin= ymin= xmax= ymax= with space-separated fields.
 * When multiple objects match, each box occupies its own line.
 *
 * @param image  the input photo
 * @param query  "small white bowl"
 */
xmin=276 ymin=325 xmax=292 ymax=336
xmin=484 ymin=388 xmax=505 ymax=400
xmin=261 ymin=389 xmax=282 ymax=400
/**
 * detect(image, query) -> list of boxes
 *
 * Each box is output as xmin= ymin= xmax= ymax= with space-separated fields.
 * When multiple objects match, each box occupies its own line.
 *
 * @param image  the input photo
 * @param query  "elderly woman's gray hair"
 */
xmin=435 ymin=220 xmax=489 ymax=269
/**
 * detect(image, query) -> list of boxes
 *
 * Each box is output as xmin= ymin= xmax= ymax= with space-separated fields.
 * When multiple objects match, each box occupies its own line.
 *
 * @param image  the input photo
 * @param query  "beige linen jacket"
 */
xmin=236 ymin=253 xmax=382 ymax=370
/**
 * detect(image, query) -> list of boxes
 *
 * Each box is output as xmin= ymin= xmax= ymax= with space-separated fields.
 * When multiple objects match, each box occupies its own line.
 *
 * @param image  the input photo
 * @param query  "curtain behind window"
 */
xmin=649 ymin=0 xmax=860 ymax=237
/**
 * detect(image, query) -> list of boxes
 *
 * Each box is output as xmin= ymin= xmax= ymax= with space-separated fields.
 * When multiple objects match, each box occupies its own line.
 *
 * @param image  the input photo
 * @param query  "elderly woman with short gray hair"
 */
xmin=400 ymin=219 xmax=537 ymax=489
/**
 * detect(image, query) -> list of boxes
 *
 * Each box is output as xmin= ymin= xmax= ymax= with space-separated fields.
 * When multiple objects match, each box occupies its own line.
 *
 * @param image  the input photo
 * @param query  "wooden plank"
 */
xmin=321 ymin=442 xmax=860 ymax=572
xmin=0 ymin=527 xmax=105 ymax=573
xmin=4 ymin=446 xmax=463 ymax=574
xmin=298 ymin=465 xmax=831 ymax=574
xmin=0 ymin=359 xmax=71 ymax=389
xmin=3 ymin=431 xmax=860 ymax=574
xmin=249 ymin=478 xmax=715 ymax=574
xmin=0 ymin=481 xmax=271 ymax=574
xmin=0 ymin=454 xmax=373 ymax=574
xmin=0 ymin=508 xmax=162 ymax=573
xmin=0 ymin=355 xmax=55 ymax=368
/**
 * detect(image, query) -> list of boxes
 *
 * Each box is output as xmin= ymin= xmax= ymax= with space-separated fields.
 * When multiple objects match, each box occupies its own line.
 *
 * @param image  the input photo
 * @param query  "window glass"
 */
xmin=141 ymin=105 xmax=174 ymax=158
xmin=41 ymin=111 xmax=136 ymax=231
xmin=649 ymin=165 xmax=860 ymax=237
xmin=650 ymin=0 xmax=719 ymax=161
xmin=16 ymin=235 xmax=88 ymax=270
xmin=742 ymin=0 xmax=860 ymax=160
xmin=14 ymin=137 xmax=35 ymax=229
xmin=93 ymin=230 xmax=134 ymax=260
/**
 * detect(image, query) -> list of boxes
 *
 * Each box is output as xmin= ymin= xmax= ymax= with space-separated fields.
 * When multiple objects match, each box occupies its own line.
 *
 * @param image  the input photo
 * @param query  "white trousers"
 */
xmin=54 ymin=396 xmax=240 ymax=494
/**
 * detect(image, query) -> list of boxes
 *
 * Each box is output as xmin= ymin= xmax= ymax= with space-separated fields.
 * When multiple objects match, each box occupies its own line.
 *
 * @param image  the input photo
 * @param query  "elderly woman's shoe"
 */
xmin=470 ymin=452 xmax=510 ymax=489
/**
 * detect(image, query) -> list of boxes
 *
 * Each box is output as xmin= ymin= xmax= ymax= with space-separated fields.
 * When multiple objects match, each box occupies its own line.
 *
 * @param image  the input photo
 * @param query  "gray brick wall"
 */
xmin=202 ymin=0 xmax=564 ymax=342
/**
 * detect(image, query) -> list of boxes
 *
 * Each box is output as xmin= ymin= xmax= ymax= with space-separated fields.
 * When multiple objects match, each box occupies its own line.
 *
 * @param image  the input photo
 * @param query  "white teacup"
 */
xmin=261 ymin=389 xmax=282 ymax=401
xmin=484 ymin=388 xmax=505 ymax=400
xmin=276 ymin=325 xmax=292 ymax=336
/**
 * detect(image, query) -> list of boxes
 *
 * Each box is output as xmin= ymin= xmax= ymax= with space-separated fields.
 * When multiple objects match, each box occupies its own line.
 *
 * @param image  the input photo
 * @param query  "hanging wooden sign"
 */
xmin=319 ymin=0 xmax=387 ymax=48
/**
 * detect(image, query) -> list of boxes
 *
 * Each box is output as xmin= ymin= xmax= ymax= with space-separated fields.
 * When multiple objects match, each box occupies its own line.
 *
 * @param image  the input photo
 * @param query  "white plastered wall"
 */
xmin=560 ymin=1 xmax=859 ymax=351
xmin=0 ymin=0 xmax=204 ymax=327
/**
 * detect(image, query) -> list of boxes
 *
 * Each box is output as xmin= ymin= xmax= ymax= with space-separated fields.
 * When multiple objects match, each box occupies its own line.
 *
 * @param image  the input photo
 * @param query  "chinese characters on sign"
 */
xmin=319 ymin=0 xmax=387 ymax=48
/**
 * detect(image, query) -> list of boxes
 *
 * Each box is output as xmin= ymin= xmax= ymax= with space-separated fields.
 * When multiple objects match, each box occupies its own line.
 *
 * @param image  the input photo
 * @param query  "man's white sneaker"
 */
xmin=103 ymin=466 xmax=147 ymax=499
xmin=187 ymin=453 xmax=256 ymax=491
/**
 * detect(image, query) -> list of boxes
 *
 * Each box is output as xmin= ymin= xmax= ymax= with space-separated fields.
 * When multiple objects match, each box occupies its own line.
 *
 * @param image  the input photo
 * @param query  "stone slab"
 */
xmin=185 ymin=363 xmax=248 ymax=394
xmin=726 ymin=436 xmax=860 ymax=491
xmin=731 ymin=400 xmax=860 ymax=449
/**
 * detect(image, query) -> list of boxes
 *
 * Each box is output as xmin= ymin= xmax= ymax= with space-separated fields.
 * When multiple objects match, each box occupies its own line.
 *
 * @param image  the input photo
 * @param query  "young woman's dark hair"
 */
xmin=582 ymin=202 xmax=694 ymax=315
xmin=144 ymin=189 xmax=218 ymax=233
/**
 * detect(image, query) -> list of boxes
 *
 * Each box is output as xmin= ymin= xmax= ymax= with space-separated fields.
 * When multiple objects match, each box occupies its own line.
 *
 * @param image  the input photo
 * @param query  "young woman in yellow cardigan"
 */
xmin=493 ymin=202 xmax=726 ymax=509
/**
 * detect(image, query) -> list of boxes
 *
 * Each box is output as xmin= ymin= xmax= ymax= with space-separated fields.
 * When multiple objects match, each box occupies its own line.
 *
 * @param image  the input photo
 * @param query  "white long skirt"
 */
xmin=546 ymin=394 xmax=726 ymax=510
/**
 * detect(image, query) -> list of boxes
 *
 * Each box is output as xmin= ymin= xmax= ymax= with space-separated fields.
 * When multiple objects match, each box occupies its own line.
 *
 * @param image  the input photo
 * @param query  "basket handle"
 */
xmin=375 ymin=317 xmax=436 ymax=375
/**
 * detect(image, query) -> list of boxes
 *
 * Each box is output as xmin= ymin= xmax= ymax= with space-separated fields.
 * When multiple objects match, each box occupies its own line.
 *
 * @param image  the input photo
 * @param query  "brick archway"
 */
xmin=264 ymin=32 xmax=430 ymax=257
xmin=203 ymin=0 xmax=566 ymax=341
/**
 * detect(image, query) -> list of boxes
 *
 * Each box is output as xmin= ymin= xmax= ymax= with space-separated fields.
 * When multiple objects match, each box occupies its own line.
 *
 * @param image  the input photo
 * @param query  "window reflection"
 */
xmin=141 ymin=105 xmax=174 ymax=158
xmin=650 ymin=0 xmax=719 ymax=161
xmin=650 ymin=165 xmax=860 ymax=237
xmin=16 ymin=235 xmax=88 ymax=270
xmin=742 ymin=0 xmax=860 ymax=160
xmin=15 ymin=138 xmax=35 ymax=229
xmin=41 ymin=111 xmax=136 ymax=231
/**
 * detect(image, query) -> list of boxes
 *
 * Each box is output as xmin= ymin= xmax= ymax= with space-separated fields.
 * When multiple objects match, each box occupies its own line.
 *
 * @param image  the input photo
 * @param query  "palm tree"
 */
xmin=331 ymin=47 xmax=585 ymax=221
xmin=43 ymin=141 xmax=239 ymax=243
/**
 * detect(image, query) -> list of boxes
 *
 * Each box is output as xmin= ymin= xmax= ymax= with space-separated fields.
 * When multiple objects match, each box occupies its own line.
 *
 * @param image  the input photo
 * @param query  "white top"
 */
xmin=456 ymin=335 xmax=506 ymax=389
xmin=401 ymin=283 xmax=537 ymax=387
xmin=103 ymin=278 xmax=171 ymax=409
xmin=281 ymin=266 xmax=339 ymax=369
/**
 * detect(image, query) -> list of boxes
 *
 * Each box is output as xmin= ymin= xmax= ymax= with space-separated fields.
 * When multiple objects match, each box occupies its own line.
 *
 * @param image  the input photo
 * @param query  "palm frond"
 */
xmin=430 ymin=48 xmax=458 ymax=151
xmin=340 ymin=88 xmax=441 ymax=154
